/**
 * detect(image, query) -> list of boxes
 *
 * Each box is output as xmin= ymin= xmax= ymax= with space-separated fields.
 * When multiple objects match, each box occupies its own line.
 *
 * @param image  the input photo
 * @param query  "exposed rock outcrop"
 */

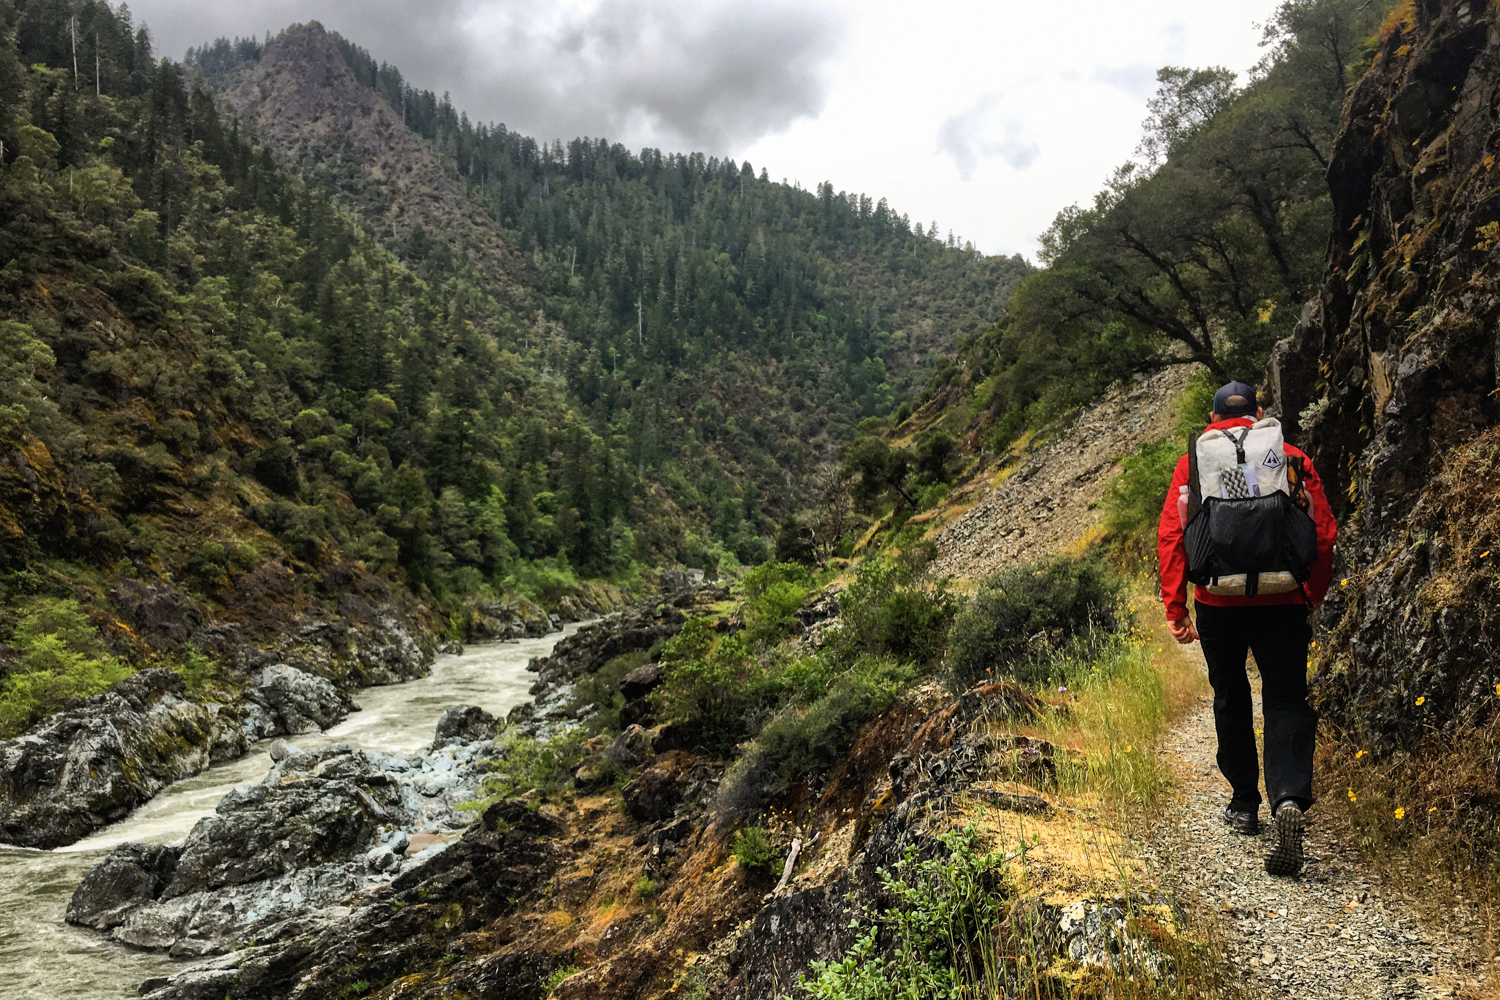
xmin=1268 ymin=0 xmax=1500 ymax=749
xmin=247 ymin=663 xmax=349 ymax=735
xmin=0 ymin=586 xmax=438 ymax=849
xmin=0 ymin=670 xmax=264 ymax=849
xmin=67 ymin=734 xmax=496 ymax=958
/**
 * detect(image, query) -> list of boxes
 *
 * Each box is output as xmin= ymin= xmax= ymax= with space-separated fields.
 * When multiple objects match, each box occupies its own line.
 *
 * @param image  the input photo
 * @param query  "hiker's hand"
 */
xmin=1168 ymin=617 xmax=1199 ymax=644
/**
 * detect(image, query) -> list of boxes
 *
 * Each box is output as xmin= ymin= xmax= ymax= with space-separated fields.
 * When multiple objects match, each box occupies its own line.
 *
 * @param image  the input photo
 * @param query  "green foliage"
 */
xmin=1100 ymin=372 xmax=1218 ymax=552
xmin=717 ymin=656 xmax=914 ymax=818
xmin=773 ymin=515 xmax=817 ymax=566
xmin=1174 ymin=370 xmax=1219 ymax=439
xmin=541 ymin=966 xmax=581 ymax=995
xmin=0 ymin=6 xmax=1029 ymax=598
xmin=177 ymin=645 xmax=218 ymax=694
xmin=469 ymin=730 xmax=587 ymax=806
xmin=633 ymin=876 xmax=657 ymax=900
xmin=731 ymin=826 xmax=776 ymax=870
xmin=797 ymin=827 xmax=1011 ymax=1000
xmin=1100 ymin=440 xmax=1185 ymax=547
xmin=824 ymin=559 xmax=959 ymax=670
xmin=919 ymin=0 xmax=1388 ymax=443
xmin=0 ymin=598 xmax=131 ymax=736
xmin=946 ymin=556 xmax=1125 ymax=688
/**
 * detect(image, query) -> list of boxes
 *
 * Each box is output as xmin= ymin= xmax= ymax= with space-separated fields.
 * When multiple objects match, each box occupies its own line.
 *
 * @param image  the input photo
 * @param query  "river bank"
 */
xmin=0 ymin=627 xmax=580 ymax=1000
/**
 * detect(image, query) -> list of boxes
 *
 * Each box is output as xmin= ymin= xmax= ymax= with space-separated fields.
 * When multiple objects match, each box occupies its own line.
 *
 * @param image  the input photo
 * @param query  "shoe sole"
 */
xmin=1265 ymin=808 xmax=1305 ymax=877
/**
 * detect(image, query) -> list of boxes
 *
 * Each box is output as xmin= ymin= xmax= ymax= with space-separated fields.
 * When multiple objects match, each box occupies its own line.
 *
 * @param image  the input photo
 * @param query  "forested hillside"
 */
xmin=189 ymin=22 xmax=1029 ymax=567
xmin=0 ymin=0 xmax=1027 ymax=687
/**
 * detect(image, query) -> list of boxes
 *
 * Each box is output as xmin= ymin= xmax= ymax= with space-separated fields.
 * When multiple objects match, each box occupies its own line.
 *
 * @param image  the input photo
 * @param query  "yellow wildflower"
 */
xmin=1429 ymin=806 xmax=1438 ymax=813
xmin=1395 ymin=807 xmax=1406 ymax=820
xmin=1355 ymin=750 xmax=1367 ymax=759
xmin=1416 ymin=696 xmax=1426 ymax=706
xmin=1340 ymin=578 xmax=1349 ymax=586
xmin=1348 ymin=788 xmax=1357 ymax=803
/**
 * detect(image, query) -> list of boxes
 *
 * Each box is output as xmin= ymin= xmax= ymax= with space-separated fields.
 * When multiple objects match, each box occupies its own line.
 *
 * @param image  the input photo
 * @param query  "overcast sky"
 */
xmin=132 ymin=0 xmax=1286 ymax=258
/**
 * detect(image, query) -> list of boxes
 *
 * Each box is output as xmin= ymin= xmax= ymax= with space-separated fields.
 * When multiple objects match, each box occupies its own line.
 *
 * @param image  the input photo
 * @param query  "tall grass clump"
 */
xmin=0 ymin=598 xmax=131 ymax=737
xmin=946 ymin=555 xmax=1124 ymax=689
xmin=1319 ymin=717 xmax=1500 ymax=919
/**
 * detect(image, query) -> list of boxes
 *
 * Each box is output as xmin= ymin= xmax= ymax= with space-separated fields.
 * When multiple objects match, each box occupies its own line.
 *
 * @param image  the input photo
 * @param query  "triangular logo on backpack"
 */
xmin=1261 ymin=450 xmax=1282 ymax=469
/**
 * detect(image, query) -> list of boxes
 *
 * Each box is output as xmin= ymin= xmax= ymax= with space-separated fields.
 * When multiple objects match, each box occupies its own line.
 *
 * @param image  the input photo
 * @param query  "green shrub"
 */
xmin=468 ymin=730 xmax=587 ymax=807
xmin=633 ymin=876 xmax=657 ymax=899
xmin=541 ymin=966 xmax=580 ymax=996
xmin=731 ymin=826 xmax=776 ymax=870
xmin=716 ymin=656 xmax=914 ymax=818
xmin=946 ymin=556 xmax=1124 ymax=689
xmin=653 ymin=623 xmax=767 ymax=752
xmin=797 ymin=827 xmax=1011 ymax=999
xmin=825 ymin=560 xmax=959 ymax=670
xmin=177 ymin=646 xmax=218 ymax=694
xmin=506 ymin=555 xmax=579 ymax=605
xmin=1100 ymin=439 xmax=1184 ymax=547
xmin=0 ymin=598 xmax=132 ymax=737
xmin=1174 ymin=369 xmax=1218 ymax=440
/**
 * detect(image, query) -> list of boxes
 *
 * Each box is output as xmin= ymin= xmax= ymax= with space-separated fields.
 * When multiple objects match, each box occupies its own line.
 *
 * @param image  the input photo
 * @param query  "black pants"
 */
xmin=1194 ymin=601 xmax=1316 ymax=812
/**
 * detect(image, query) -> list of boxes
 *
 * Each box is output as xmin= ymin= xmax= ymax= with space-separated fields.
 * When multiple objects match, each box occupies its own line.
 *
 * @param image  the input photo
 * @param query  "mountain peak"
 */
xmin=216 ymin=21 xmax=528 ymax=299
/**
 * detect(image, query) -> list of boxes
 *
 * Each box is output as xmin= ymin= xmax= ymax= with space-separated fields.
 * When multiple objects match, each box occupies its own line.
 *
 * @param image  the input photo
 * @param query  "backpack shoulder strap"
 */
xmin=1186 ymin=432 xmax=1202 ymax=524
xmin=1227 ymin=427 xmax=1251 ymax=465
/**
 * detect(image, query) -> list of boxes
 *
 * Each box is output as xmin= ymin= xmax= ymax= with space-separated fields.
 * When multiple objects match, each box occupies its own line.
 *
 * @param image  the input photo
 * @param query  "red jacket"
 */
xmin=1157 ymin=417 xmax=1338 ymax=621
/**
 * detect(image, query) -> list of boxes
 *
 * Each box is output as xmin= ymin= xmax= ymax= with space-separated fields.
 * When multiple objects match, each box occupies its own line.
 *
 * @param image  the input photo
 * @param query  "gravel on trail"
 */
xmin=1144 ymin=650 xmax=1489 ymax=999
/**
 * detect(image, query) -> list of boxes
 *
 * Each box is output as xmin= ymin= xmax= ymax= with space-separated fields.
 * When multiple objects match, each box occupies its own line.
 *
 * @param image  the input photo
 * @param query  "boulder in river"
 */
xmin=65 ymin=842 xmax=181 ymax=931
xmin=68 ymin=738 xmax=498 ymax=955
xmin=246 ymin=663 xmax=348 ymax=735
xmin=431 ymin=705 xmax=500 ymax=747
xmin=162 ymin=744 xmax=404 ymax=898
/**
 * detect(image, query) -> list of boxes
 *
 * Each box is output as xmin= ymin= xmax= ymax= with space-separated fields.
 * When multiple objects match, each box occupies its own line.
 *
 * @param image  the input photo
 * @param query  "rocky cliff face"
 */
xmin=1269 ymin=0 xmax=1500 ymax=750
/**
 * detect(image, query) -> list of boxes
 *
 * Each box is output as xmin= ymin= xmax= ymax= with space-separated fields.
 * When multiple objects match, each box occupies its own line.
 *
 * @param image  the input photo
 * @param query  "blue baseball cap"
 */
xmin=1213 ymin=382 xmax=1259 ymax=417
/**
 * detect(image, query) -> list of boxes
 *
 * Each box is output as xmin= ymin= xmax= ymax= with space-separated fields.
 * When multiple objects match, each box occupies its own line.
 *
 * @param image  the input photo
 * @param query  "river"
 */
xmin=0 ymin=626 xmax=582 ymax=1000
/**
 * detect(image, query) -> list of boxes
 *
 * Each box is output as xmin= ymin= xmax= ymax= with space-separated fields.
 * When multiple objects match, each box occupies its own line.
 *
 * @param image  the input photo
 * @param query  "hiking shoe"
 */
xmin=1265 ymin=802 xmax=1306 ymax=877
xmin=1221 ymin=805 xmax=1259 ymax=835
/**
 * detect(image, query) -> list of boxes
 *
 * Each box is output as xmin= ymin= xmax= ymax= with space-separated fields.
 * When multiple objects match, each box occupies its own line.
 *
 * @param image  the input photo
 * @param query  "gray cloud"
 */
xmin=1089 ymin=64 xmax=1158 ymax=100
xmin=133 ymin=0 xmax=845 ymax=153
xmin=937 ymin=94 xmax=1040 ymax=180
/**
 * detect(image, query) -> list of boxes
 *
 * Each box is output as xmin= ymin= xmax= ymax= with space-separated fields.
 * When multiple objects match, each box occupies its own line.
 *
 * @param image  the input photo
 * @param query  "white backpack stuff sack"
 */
xmin=1182 ymin=418 xmax=1317 ymax=597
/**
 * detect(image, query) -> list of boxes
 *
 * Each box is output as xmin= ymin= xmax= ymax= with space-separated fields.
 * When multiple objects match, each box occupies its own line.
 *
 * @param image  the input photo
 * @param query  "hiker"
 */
xmin=1157 ymin=382 xmax=1337 ymax=877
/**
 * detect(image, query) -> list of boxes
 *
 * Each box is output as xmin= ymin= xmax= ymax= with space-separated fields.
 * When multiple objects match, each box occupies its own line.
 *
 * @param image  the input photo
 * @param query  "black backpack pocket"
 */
xmin=1185 ymin=492 xmax=1314 ymax=585
xmin=1282 ymin=503 xmax=1317 ymax=582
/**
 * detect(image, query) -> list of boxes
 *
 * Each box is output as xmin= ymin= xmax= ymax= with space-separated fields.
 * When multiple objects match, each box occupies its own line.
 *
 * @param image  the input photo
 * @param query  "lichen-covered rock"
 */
xmin=135 ymin=800 xmax=568 ymax=1000
xmin=0 ymin=670 xmax=260 ymax=849
xmin=69 ymin=739 xmax=498 ymax=957
xmin=247 ymin=663 xmax=349 ymax=735
xmin=1268 ymin=0 xmax=1500 ymax=749
xmin=162 ymin=745 xmax=402 ymax=898
xmin=66 ymin=842 xmax=181 ymax=931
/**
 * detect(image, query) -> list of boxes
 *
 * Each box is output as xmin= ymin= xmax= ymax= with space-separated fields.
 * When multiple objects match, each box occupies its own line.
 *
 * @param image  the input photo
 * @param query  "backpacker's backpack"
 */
xmin=1182 ymin=417 xmax=1317 ymax=597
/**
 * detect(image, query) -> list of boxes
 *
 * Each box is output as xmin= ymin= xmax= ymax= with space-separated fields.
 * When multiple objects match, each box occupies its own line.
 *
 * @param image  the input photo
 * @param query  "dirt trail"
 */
xmin=1142 ymin=642 xmax=1487 ymax=999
